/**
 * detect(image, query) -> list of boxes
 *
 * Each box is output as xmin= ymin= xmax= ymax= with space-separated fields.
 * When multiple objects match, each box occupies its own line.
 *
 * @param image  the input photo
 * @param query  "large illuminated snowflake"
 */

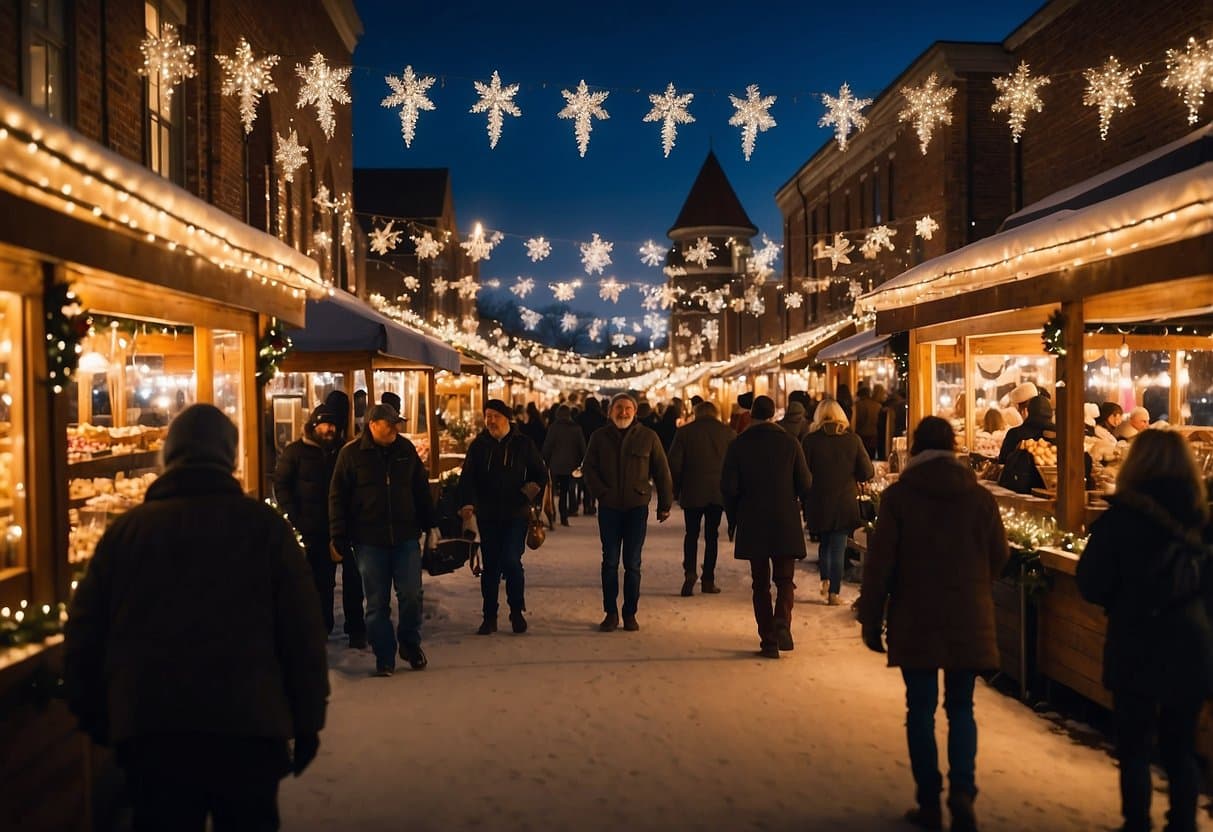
xmin=749 ymin=234 xmax=782 ymax=277
xmin=684 ymin=237 xmax=718 ymax=269
xmin=559 ymin=312 xmax=579 ymax=333
xmin=525 ymin=237 xmax=551 ymax=262
xmin=382 ymin=66 xmax=436 ymax=148
xmin=1083 ymin=57 xmax=1139 ymax=140
xmin=455 ymin=275 xmax=479 ymax=299
xmin=638 ymin=240 xmax=666 ymax=267
xmin=579 ymin=233 xmax=614 ymax=275
xmin=460 ymin=224 xmax=499 ymax=262
xmin=432 ymin=277 xmax=449 ymax=297
xmin=402 ymin=275 xmax=420 ymax=291
xmin=519 ymin=308 xmax=543 ymax=331
xmin=274 ymin=129 xmax=307 ymax=183
xmin=461 ymin=315 xmax=478 ymax=333
xmin=1162 ymin=37 xmax=1213 ymax=125
xmin=138 ymin=23 xmax=196 ymax=107
xmin=662 ymin=265 xmax=687 ymax=278
xmin=510 ymin=277 xmax=535 ymax=298
xmin=611 ymin=333 xmax=633 ymax=348
xmin=587 ymin=319 xmax=605 ymax=341
xmin=860 ymin=225 xmax=897 ymax=259
xmin=915 ymin=215 xmax=939 ymax=241
xmin=818 ymin=233 xmax=854 ymax=271
xmin=296 ymin=53 xmax=351 ymax=140
xmin=819 ymin=83 xmax=872 ymax=151
xmin=558 ymin=80 xmax=610 ymax=157
xmin=784 ymin=291 xmax=804 ymax=309
xmin=687 ymin=335 xmax=704 ymax=357
xmin=702 ymin=319 xmax=720 ymax=348
xmin=743 ymin=286 xmax=765 ymax=316
xmin=992 ymin=62 xmax=1051 ymax=143
xmin=369 ymin=221 xmax=403 ymax=255
xmin=728 ymin=84 xmax=776 ymax=161
xmin=598 ymin=277 xmax=625 ymax=303
xmin=643 ymin=313 xmax=668 ymax=341
xmin=551 ymin=282 xmax=578 ymax=302
xmin=470 ymin=70 xmax=521 ymax=149
xmin=611 ymin=316 xmax=627 ymax=330
xmin=655 ymin=285 xmax=683 ymax=309
xmin=216 ymin=38 xmax=279 ymax=134
xmin=411 ymin=230 xmax=444 ymax=260
xmin=643 ymin=82 xmax=695 ymax=158
xmin=898 ymin=73 xmax=955 ymax=154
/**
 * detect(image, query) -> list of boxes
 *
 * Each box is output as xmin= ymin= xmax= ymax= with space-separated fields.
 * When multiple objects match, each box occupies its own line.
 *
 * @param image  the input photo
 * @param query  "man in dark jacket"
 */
xmin=777 ymin=400 xmax=810 ymax=442
xmin=541 ymin=404 xmax=586 ymax=527
xmin=275 ymin=406 xmax=365 ymax=643
xmin=458 ymin=399 xmax=548 ymax=635
xmin=720 ymin=396 xmax=812 ymax=658
xmin=667 ymin=400 xmax=736 ymax=596
xmin=577 ymin=397 xmax=609 ymax=516
xmin=583 ymin=392 xmax=673 ymax=632
xmin=330 ymin=403 xmax=435 ymax=676
xmin=64 ymin=404 xmax=328 ymax=830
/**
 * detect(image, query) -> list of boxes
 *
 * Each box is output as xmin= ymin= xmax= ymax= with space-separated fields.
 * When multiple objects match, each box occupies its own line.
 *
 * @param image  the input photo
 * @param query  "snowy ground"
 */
xmin=280 ymin=508 xmax=1208 ymax=831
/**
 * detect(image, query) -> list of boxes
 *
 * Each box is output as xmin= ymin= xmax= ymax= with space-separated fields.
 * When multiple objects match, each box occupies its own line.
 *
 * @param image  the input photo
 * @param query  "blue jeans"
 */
xmin=901 ymin=669 xmax=978 ymax=804
xmin=818 ymin=530 xmax=849 ymax=594
xmin=598 ymin=506 xmax=648 ymax=616
xmin=353 ymin=540 xmax=422 ymax=669
xmin=478 ymin=516 xmax=528 ymax=618
xmin=682 ymin=505 xmax=723 ymax=580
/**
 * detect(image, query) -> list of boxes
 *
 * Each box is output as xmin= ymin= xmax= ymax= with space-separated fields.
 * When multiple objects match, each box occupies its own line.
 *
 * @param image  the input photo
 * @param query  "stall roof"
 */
xmin=816 ymin=328 xmax=891 ymax=363
xmin=718 ymin=318 xmax=856 ymax=378
xmin=288 ymin=290 xmax=461 ymax=372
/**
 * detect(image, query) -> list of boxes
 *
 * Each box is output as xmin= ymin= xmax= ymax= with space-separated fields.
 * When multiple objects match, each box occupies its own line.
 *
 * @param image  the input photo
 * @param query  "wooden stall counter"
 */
xmin=1036 ymin=546 xmax=1111 ymax=708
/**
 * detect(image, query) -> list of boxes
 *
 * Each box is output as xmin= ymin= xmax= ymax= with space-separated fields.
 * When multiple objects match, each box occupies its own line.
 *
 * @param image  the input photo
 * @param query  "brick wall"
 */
xmin=0 ymin=2 xmax=18 ymax=92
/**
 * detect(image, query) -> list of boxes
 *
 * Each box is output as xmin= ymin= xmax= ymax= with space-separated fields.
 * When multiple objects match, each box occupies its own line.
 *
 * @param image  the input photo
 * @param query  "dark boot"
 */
xmin=400 ymin=643 xmax=427 ymax=670
xmin=623 ymin=614 xmax=640 ymax=631
xmin=947 ymin=791 xmax=978 ymax=832
xmin=560 ymin=516 xmax=569 ymax=527
xmin=680 ymin=573 xmax=696 ymax=597
xmin=599 ymin=612 xmax=619 ymax=632
xmin=701 ymin=578 xmax=721 ymax=594
xmin=774 ymin=619 xmax=794 ymax=652
xmin=903 ymin=802 xmax=942 ymax=830
xmin=509 ymin=610 xmax=528 ymax=634
xmin=477 ymin=616 xmax=497 ymax=635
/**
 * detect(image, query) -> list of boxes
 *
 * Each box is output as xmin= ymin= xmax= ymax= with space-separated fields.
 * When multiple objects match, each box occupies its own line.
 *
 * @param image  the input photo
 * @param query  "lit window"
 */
xmin=24 ymin=0 xmax=67 ymax=121
xmin=144 ymin=0 xmax=187 ymax=184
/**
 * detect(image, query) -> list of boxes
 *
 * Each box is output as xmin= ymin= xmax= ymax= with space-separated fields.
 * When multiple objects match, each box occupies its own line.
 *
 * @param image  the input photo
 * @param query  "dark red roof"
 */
xmin=667 ymin=150 xmax=757 ymax=238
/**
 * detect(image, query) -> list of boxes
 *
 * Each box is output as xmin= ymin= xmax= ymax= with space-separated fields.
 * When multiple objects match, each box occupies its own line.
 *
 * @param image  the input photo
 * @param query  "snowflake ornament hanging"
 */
xmin=898 ymin=73 xmax=955 ymax=155
xmin=819 ymin=83 xmax=872 ymax=151
xmin=411 ymin=230 xmax=444 ymax=260
xmin=643 ymin=82 xmax=695 ymax=158
xmin=138 ymin=23 xmax=196 ymax=107
xmin=783 ymin=291 xmax=804 ymax=310
xmin=860 ymin=225 xmax=897 ymax=259
xmin=1162 ymin=37 xmax=1213 ymax=125
xmin=915 ymin=215 xmax=939 ymax=241
xmin=611 ymin=333 xmax=634 ymax=348
xmin=560 ymin=312 xmax=579 ymax=333
xmin=1083 ymin=57 xmax=1139 ymax=140
xmin=460 ymin=224 xmax=498 ymax=262
xmin=683 ymin=237 xmax=718 ymax=269
xmin=657 ymin=285 xmax=683 ymax=310
xmin=470 ymin=71 xmax=522 ymax=149
xmin=749 ymin=234 xmax=782 ymax=274
xmin=461 ymin=315 xmax=478 ymax=333
xmin=643 ymin=313 xmax=668 ymax=341
xmin=519 ymin=308 xmax=543 ymax=331
xmin=598 ymin=277 xmax=625 ymax=303
xmin=525 ymin=237 xmax=551 ymax=262
xmin=579 ymin=233 xmax=614 ymax=275
xmin=455 ymin=275 xmax=479 ymax=299
xmin=818 ymin=233 xmax=854 ymax=271
xmin=216 ymin=38 xmax=279 ymax=134
xmin=687 ymin=335 xmax=704 ymax=357
xmin=638 ymin=240 xmax=666 ymax=267
xmin=611 ymin=316 xmax=628 ymax=330
xmin=313 ymin=185 xmax=335 ymax=213
xmin=274 ymin=129 xmax=307 ymax=183
xmin=510 ymin=277 xmax=535 ymax=298
xmin=382 ymin=66 xmax=436 ymax=148
xmin=662 ymin=265 xmax=687 ymax=278
xmin=552 ymin=281 xmax=580 ymax=302
xmin=588 ymin=319 xmax=605 ymax=341
xmin=992 ymin=62 xmax=1051 ymax=143
xmin=728 ymin=84 xmax=776 ymax=161
xmin=369 ymin=221 xmax=403 ymax=256
xmin=702 ymin=319 xmax=720 ymax=348
xmin=402 ymin=275 xmax=420 ymax=292
xmin=558 ymin=80 xmax=610 ymax=157
xmin=295 ymin=53 xmax=352 ymax=140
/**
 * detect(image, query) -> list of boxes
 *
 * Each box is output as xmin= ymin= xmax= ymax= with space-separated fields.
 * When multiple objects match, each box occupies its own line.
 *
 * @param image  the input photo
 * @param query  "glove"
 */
xmin=292 ymin=733 xmax=320 ymax=776
xmin=862 ymin=625 xmax=886 ymax=654
xmin=521 ymin=482 xmax=541 ymax=500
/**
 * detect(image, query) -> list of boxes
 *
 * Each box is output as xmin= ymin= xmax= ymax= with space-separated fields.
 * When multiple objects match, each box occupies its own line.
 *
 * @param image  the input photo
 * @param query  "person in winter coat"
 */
xmin=577 ymin=397 xmax=609 ymax=516
xmin=329 ymin=403 xmax=435 ymax=676
xmin=730 ymin=391 xmax=754 ymax=434
xmin=541 ymin=404 xmax=586 ymax=526
xmin=637 ymin=400 xmax=661 ymax=432
xmin=852 ymin=384 xmax=882 ymax=459
xmin=667 ymin=400 xmax=736 ymax=596
xmin=1116 ymin=405 xmax=1151 ymax=440
xmin=656 ymin=398 xmax=682 ymax=451
xmin=997 ymin=393 xmax=1054 ymax=465
xmin=721 ymin=396 xmax=812 ymax=658
xmin=1077 ymin=429 xmax=1213 ymax=832
xmin=777 ymin=400 xmax=810 ymax=442
xmin=583 ymin=392 xmax=673 ymax=632
xmin=858 ymin=416 xmax=1008 ymax=832
xmin=522 ymin=401 xmax=547 ymax=450
xmin=460 ymin=399 xmax=549 ymax=634
xmin=802 ymin=400 xmax=875 ymax=606
xmin=64 ymin=404 xmax=329 ymax=830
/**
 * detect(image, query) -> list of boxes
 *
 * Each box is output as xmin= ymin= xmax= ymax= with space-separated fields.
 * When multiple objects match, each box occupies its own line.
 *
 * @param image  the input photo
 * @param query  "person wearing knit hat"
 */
xmin=161 ymin=403 xmax=239 ymax=472
xmin=732 ymin=391 xmax=754 ymax=433
xmin=484 ymin=399 xmax=514 ymax=421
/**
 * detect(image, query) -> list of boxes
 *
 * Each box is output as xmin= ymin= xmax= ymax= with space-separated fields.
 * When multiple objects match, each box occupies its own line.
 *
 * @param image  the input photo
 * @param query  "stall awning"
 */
xmin=816 ymin=328 xmax=891 ymax=363
xmin=288 ymin=290 xmax=461 ymax=372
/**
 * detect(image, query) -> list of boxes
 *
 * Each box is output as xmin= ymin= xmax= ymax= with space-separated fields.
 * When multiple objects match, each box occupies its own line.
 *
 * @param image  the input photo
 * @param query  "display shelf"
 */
xmin=67 ymin=451 xmax=160 ymax=478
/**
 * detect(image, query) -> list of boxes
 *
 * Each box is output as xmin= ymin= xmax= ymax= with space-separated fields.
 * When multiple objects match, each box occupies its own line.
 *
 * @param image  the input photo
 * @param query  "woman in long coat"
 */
xmin=801 ymin=400 xmax=874 ymax=605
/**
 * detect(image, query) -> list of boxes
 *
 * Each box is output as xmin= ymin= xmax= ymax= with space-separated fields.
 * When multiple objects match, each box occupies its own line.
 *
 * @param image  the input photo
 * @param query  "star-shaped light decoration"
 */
xmin=558 ymin=80 xmax=610 ymax=157
xmin=818 ymin=233 xmax=854 ymax=271
xmin=460 ymin=224 xmax=498 ymax=262
xmin=631 ymin=322 xmax=644 ymax=335
xmin=523 ymin=236 xmax=551 ymax=263
xmin=784 ymin=291 xmax=804 ymax=310
xmin=744 ymin=286 xmax=765 ymax=317
xmin=382 ymin=66 xmax=436 ymax=148
xmin=432 ymin=277 xmax=449 ymax=297
xmin=551 ymin=281 xmax=578 ymax=302
xmin=611 ymin=333 xmax=632 ymax=348
xmin=728 ymin=84 xmax=776 ymax=161
xmin=579 ymin=233 xmax=614 ymax=275
xmin=560 ymin=312 xmax=579 ymax=333
xmin=402 ymin=275 xmax=420 ymax=291
xmin=519 ymin=308 xmax=543 ymax=330
xmin=643 ymin=312 xmax=668 ymax=341
xmin=313 ymin=185 xmax=334 ymax=213
xmin=992 ymin=61 xmax=1051 ymax=143
xmin=461 ymin=315 xmax=478 ymax=333
xmin=1162 ymin=37 xmax=1213 ymax=125
xmin=510 ymin=277 xmax=535 ymax=298
xmin=676 ymin=322 xmax=693 ymax=339
xmin=749 ymin=234 xmax=782 ymax=278
xmin=455 ymin=275 xmax=479 ymax=300
xmin=687 ymin=335 xmax=704 ymax=357
xmin=1083 ymin=57 xmax=1139 ymax=140
xmin=638 ymin=240 xmax=666 ymax=267
xmin=819 ymin=83 xmax=872 ymax=151
xmin=295 ymin=53 xmax=351 ymax=140
xmin=656 ymin=285 xmax=683 ymax=310
xmin=643 ymin=82 xmax=695 ymax=158
xmin=611 ymin=316 xmax=627 ymax=330
xmin=598 ymin=277 xmax=625 ymax=303
xmin=138 ymin=23 xmax=196 ymax=107
xmin=703 ymin=289 xmax=727 ymax=314
xmin=369 ymin=221 xmax=403 ymax=256
xmin=915 ymin=215 xmax=939 ymax=241
xmin=860 ymin=225 xmax=897 ymax=259
xmin=470 ymin=70 xmax=522 ymax=149
xmin=702 ymin=320 xmax=720 ymax=347
xmin=274 ymin=129 xmax=307 ymax=183
xmin=848 ymin=280 xmax=864 ymax=300
xmin=587 ymin=319 xmax=605 ymax=341
xmin=410 ymin=230 xmax=443 ymax=260
xmin=898 ymin=73 xmax=955 ymax=155
xmin=684 ymin=237 xmax=718 ymax=269
xmin=662 ymin=265 xmax=687 ymax=278
xmin=216 ymin=38 xmax=279 ymax=134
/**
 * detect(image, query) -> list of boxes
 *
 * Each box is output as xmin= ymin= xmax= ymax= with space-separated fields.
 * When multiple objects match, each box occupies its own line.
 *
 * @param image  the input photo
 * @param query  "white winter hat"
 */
xmin=1084 ymin=402 xmax=1099 ymax=427
xmin=1008 ymin=382 xmax=1039 ymax=405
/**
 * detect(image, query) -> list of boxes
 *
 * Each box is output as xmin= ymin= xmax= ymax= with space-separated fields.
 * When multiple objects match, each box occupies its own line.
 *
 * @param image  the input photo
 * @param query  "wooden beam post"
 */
xmin=907 ymin=328 xmax=930 ymax=431
xmin=1170 ymin=349 xmax=1183 ymax=426
xmin=427 ymin=370 xmax=439 ymax=476
xmin=1057 ymin=300 xmax=1086 ymax=532
xmin=963 ymin=335 xmax=975 ymax=453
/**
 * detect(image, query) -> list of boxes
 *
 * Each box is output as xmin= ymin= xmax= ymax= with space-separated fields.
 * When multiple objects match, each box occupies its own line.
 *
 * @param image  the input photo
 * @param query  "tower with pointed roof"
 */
xmin=665 ymin=151 xmax=757 ymax=366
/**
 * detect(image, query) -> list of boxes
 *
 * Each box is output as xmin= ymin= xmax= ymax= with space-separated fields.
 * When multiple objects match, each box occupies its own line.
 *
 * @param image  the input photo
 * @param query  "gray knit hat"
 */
xmin=162 ymin=403 xmax=238 ymax=472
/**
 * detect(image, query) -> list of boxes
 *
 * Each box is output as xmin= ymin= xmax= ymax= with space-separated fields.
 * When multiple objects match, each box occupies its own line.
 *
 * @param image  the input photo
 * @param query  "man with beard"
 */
xmin=582 ymin=392 xmax=673 ymax=632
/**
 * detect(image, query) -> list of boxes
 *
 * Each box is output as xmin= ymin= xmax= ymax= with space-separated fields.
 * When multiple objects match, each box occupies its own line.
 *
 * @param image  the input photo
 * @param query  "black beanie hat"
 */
xmin=485 ymin=399 xmax=513 ymax=420
xmin=162 ymin=403 xmax=238 ymax=472
xmin=737 ymin=391 xmax=754 ymax=410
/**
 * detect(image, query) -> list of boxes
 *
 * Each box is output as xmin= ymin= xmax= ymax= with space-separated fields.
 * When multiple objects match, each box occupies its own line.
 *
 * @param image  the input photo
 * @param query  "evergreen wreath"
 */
xmin=1041 ymin=310 xmax=1067 ymax=356
xmin=255 ymin=318 xmax=292 ymax=384
xmin=44 ymin=283 xmax=88 ymax=393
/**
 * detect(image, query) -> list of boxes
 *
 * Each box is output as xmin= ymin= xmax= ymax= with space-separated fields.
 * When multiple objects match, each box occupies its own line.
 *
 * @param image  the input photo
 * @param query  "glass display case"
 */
xmin=0 ymin=292 xmax=26 ymax=574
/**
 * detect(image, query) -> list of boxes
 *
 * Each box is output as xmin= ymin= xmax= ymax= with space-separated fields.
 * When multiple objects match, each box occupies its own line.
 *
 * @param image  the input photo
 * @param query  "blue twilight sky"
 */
xmin=351 ymin=0 xmax=1044 ymax=340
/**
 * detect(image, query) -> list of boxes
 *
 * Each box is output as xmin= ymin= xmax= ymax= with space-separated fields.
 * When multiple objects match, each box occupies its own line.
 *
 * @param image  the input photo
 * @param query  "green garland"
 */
xmin=1041 ymin=310 xmax=1067 ymax=356
xmin=0 ymin=601 xmax=67 ymax=648
xmin=255 ymin=318 xmax=292 ymax=385
xmin=44 ymin=283 xmax=88 ymax=393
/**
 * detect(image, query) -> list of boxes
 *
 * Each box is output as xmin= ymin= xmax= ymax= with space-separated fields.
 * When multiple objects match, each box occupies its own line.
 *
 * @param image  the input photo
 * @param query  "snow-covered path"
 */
xmin=280 ymin=508 xmax=1200 ymax=831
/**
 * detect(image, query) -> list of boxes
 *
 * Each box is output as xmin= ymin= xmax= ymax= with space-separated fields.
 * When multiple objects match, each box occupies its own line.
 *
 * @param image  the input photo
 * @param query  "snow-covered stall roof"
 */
xmin=718 ymin=318 xmax=854 ymax=378
xmin=816 ymin=327 xmax=891 ymax=363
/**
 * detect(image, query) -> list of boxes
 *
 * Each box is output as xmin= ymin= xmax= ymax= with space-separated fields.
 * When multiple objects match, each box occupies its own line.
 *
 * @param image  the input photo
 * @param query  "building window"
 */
xmin=872 ymin=173 xmax=882 ymax=224
xmin=24 ymin=0 xmax=68 ymax=120
xmin=144 ymin=1 xmax=186 ymax=184
xmin=887 ymin=161 xmax=896 ymax=222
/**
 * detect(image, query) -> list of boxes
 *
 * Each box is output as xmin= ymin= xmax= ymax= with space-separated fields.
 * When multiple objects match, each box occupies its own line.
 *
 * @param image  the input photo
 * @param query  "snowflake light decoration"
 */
xmin=411 ymin=230 xmax=444 ymax=260
xmin=662 ymin=265 xmax=687 ymax=278
xmin=611 ymin=333 xmax=633 ymax=348
xmin=599 ymin=277 xmax=625 ymax=303
xmin=460 ymin=224 xmax=497 ymax=262
xmin=684 ymin=237 xmax=718 ymax=269
xmin=848 ymin=280 xmax=864 ymax=300
xmin=631 ymin=322 xmax=643 ymax=335
xmin=784 ymin=291 xmax=804 ymax=310
xmin=455 ymin=275 xmax=479 ymax=299
xmin=470 ymin=71 xmax=522 ymax=149
xmin=703 ymin=289 xmax=727 ymax=314
xmin=744 ymin=286 xmax=765 ymax=317
xmin=461 ymin=315 xmax=478 ymax=333
xmin=643 ymin=82 xmax=695 ymax=158
xmin=551 ymin=282 xmax=578 ymax=302
xmin=643 ymin=313 xmax=668 ymax=341
xmin=860 ymin=225 xmax=897 ymax=259
xmin=519 ymin=308 xmax=543 ymax=331
xmin=818 ymin=233 xmax=854 ymax=271
xmin=588 ymin=319 xmax=605 ymax=341
xmin=728 ymin=84 xmax=776 ymax=161
xmin=216 ymin=38 xmax=279 ymax=134
xmin=749 ymin=234 xmax=782 ymax=273
xmin=819 ymin=83 xmax=872 ymax=151
xmin=432 ymin=277 xmax=449 ymax=297
xmin=295 ymin=53 xmax=351 ymax=140
xmin=638 ymin=240 xmax=666 ymax=267
xmin=510 ymin=277 xmax=535 ymax=298
xmin=560 ymin=312 xmax=579 ymax=333
xmin=656 ymin=285 xmax=683 ymax=310
xmin=274 ymin=129 xmax=307 ymax=183
xmin=402 ymin=275 xmax=420 ymax=291
xmin=558 ymin=80 xmax=610 ymax=157
xmin=1083 ymin=57 xmax=1139 ymax=140
xmin=369 ymin=221 xmax=403 ymax=256
xmin=676 ymin=323 xmax=692 ymax=338
xmin=702 ymin=319 xmax=720 ymax=348
xmin=915 ymin=215 xmax=939 ymax=241
xmin=138 ymin=23 xmax=196 ymax=107
xmin=611 ymin=316 xmax=627 ymax=330
xmin=525 ymin=237 xmax=551 ymax=262
xmin=313 ymin=185 xmax=334 ymax=213
xmin=992 ymin=62 xmax=1051 ymax=143
xmin=687 ymin=335 xmax=704 ymax=357
xmin=898 ymin=73 xmax=955 ymax=155
xmin=382 ymin=66 xmax=436 ymax=148
xmin=579 ymin=233 xmax=614 ymax=275
xmin=1162 ymin=37 xmax=1213 ymax=125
